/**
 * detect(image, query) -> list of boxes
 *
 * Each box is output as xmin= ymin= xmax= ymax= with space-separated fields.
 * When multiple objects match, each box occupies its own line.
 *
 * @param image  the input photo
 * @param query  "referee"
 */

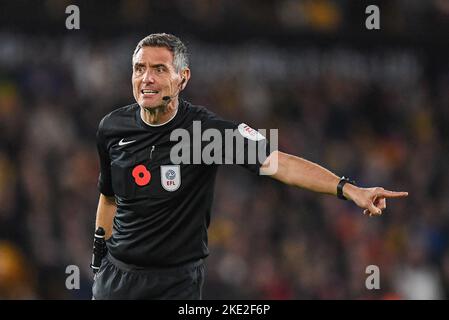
xmin=92 ymin=33 xmax=408 ymax=299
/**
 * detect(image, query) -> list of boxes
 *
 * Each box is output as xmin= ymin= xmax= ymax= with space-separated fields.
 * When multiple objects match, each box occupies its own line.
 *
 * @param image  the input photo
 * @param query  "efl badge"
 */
xmin=160 ymin=165 xmax=181 ymax=192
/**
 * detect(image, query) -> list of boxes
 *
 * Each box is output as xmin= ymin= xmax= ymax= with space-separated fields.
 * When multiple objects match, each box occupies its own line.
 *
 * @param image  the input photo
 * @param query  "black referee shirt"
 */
xmin=96 ymin=99 xmax=272 ymax=267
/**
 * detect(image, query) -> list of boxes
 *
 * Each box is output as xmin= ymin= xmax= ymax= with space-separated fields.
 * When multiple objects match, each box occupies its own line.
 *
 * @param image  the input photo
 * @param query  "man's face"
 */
xmin=132 ymin=46 xmax=184 ymax=109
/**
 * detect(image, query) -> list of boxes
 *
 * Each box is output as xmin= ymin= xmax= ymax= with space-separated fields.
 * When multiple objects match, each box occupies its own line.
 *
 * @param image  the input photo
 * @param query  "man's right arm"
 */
xmin=95 ymin=193 xmax=116 ymax=240
xmin=95 ymin=117 xmax=116 ymax=239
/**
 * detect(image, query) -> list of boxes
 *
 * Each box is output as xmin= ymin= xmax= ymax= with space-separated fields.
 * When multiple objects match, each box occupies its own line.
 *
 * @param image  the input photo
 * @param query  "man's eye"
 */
xmin=156 ymin=67 xmax=164 ymax=73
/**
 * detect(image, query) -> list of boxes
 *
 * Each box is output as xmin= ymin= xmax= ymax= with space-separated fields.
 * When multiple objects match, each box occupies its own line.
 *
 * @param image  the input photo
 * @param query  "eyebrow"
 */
xmin=133 ymin=63 xmax=168 ymax=69
xmin=150 ymin=64 xmax=168 ymax=69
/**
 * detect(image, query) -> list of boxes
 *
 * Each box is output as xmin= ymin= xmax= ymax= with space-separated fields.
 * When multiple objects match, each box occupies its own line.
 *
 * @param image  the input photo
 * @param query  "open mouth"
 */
xmin=141 ymin=89 xmax=159 ymax=96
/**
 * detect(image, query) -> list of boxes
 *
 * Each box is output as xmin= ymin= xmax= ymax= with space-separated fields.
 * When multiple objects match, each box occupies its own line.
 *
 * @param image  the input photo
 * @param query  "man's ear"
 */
xmin=180 ymin=68 xmax=191 ymax=90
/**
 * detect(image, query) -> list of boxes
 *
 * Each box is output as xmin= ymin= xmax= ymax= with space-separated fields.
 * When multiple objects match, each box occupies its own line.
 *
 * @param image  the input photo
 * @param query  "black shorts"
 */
xmin=92 ymin=253 xmax=205 ymax=300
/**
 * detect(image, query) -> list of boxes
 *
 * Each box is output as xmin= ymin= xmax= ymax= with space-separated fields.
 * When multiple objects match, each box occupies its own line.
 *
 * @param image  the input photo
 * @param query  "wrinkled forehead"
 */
xmin=133 ymin=46 xmax=174 ymax=67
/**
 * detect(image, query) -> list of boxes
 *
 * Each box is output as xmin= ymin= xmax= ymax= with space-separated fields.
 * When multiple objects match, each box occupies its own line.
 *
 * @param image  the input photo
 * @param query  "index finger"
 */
xmin=379 ymin=190 xmax=408 ymax=198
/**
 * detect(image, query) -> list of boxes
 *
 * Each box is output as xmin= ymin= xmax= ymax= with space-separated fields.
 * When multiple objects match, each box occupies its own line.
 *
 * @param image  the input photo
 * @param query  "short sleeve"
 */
xmin=201 ymin=112 xmax=275 ymax=174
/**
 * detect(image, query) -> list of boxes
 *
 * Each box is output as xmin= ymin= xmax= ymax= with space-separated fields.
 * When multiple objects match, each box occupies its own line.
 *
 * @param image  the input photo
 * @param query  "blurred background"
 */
xmin=0 ymin=0 xmax=449 ymax=299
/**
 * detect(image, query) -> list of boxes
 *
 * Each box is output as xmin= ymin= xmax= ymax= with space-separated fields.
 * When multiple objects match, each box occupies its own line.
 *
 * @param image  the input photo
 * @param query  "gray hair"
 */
xmin=132 ymin=33 xmax=189 ymax=72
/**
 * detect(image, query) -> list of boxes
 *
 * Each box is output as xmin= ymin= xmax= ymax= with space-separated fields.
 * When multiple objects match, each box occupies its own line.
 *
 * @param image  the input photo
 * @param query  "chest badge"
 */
xmin=132 ymin=165 xmax=151 ymax=186
xmin=160 ymin=165 xmax=181 ymax=192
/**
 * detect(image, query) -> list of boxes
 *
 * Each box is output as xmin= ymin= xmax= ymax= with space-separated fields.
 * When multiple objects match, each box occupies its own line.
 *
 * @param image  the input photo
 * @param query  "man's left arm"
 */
xmin=261 ymin=151 xmax=408 ymax=216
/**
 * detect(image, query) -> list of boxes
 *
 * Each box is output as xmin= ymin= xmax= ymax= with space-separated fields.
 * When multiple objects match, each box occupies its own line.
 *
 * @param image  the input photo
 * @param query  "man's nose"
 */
xmin=142 ymin=70 xmax=155 ymax=83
